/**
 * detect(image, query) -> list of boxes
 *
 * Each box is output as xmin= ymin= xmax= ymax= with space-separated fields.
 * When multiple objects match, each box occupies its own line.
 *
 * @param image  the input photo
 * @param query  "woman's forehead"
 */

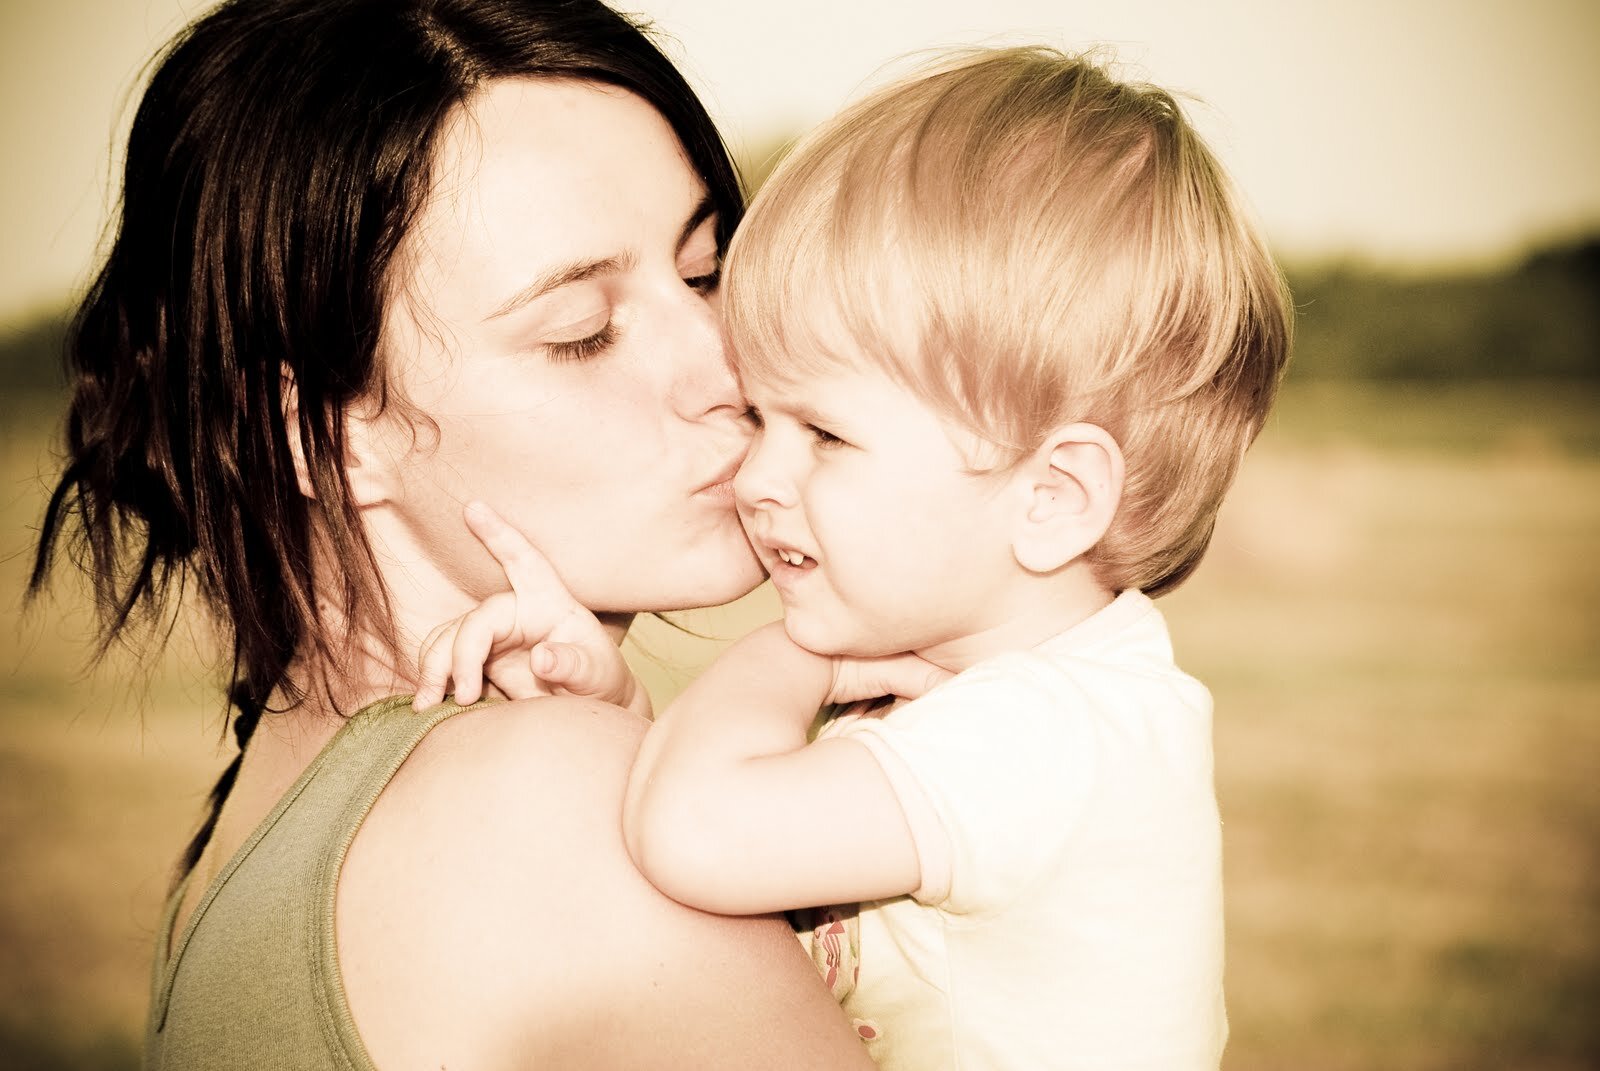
xmin=402 ymin=78 xmax=704 ymax=324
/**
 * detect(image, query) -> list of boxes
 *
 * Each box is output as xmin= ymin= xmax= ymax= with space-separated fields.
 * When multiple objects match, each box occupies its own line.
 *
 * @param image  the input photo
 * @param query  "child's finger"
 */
xmin=533 ymin=641 xmax=640 ymax=712
xmin=894 ymin=659 xmax=954 ymax=699
xmin=830 ymin=653 xmax=954 ymax=705
xmin=447 ymin=593 xmax=516 ymax=706
xmin=483 ymin=655 xmax=547 ymax=701
xmin=464 ymin=501 xmax=577 ymax=632
xmin=414 ymin=617 xmax=464 ymax=710
xmin=530 ymin=642 xmax=594 ymax=693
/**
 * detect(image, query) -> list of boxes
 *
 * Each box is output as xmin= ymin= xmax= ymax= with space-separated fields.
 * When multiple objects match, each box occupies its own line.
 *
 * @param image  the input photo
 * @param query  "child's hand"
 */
xmin=729 ymin=623 xmax=954 ymax=709
xmin=412 ymin=502 xmax=651 ymax=719
xmin=825 ymin=650 xmax=954 ymax=707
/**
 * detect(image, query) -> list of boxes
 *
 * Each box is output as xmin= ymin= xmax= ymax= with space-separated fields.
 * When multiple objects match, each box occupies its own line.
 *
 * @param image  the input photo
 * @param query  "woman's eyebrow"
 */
xmin=484 ymin=250 xmax=639 ymax=321
xmin=484 ymin=197 xmax=713 ymax=323
xmin=678 ymin=195 xmax=715 ymax=249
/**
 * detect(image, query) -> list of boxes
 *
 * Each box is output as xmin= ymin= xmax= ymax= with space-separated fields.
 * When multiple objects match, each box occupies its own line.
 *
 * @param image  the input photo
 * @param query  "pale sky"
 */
xmin=2 ymin=0 xmax=1597 ymax=328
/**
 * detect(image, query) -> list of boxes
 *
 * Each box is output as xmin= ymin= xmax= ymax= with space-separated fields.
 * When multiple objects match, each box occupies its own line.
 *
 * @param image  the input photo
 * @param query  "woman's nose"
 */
xmin=669 ymin=289 xmax=745 ymax=422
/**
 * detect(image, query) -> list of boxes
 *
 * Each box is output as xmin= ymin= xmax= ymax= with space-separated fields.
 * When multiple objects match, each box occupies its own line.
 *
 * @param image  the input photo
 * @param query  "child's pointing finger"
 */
xmin=464 ymin=500 xmax=580 ymax=633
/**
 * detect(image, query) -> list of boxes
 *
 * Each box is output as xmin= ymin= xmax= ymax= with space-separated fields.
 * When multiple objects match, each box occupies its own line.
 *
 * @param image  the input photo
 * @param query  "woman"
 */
xmin=31 ymin=1 xmax=872 ymax=1066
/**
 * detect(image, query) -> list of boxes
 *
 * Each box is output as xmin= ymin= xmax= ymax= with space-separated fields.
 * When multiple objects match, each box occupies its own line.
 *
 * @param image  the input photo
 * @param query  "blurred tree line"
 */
xmin=1289 ymin=237 xmax=1598 ymax=380
xmin=2 ymin=310 xmax=71 ymax=401
xmin=3 ymin=236 xmax=1595 ymax=407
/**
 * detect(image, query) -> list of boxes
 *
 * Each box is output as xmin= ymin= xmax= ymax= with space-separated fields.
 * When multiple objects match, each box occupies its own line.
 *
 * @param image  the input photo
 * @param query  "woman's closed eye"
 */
xmin=678 ymin=214 xmax=721 ymax=294
xmin=683 ymin=265 xmax=721 ymax=295
xmin=544 ymin=309 xmax=617 ymax=363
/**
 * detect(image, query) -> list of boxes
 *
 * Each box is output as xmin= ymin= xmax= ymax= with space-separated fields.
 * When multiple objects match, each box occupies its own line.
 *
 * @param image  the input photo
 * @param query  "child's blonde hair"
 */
xmin=724 ymin=46 xmax=1292 ymax=595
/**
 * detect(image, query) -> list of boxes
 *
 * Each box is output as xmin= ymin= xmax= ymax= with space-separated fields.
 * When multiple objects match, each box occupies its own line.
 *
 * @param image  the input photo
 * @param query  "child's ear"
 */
xmin=281 ymin=365 xmax=394 ymax=508
xmin=1010 ymin=423 xmax=1124 ymax=574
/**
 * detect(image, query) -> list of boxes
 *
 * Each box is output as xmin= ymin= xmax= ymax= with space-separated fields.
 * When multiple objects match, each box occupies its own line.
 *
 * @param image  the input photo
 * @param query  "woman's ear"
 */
xmin=281 ymin=366 xmax=318 ymax=499
xmin=281 ymin=365 xmax=395 ymax=508
xmin=1010 ymin=422 xmax=1124 ymax=574
xmin=341 ymin=404 xmax=398 ymax=509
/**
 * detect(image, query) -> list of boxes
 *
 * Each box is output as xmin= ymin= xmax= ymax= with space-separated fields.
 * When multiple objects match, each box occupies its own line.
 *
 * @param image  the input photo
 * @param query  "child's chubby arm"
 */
xmin=622 ymin=623 xmax=952 ymax=916
xmin=412 ymin=502 xmax=650 ymax=719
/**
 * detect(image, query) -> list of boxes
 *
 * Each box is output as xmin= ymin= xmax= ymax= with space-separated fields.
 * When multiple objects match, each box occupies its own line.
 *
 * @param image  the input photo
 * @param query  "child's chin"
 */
xmin=780 ymin=616 xmax=855 ymax=658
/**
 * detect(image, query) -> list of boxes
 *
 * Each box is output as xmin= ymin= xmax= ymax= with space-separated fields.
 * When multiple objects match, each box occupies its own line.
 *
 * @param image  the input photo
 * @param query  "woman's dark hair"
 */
xmin=29 ymin=0 xmax=744 ymax=877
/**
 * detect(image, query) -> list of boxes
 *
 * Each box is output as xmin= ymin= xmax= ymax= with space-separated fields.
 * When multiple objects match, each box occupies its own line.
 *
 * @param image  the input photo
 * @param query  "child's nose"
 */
xmin=733 ymin=432 xmax=794 ymax=511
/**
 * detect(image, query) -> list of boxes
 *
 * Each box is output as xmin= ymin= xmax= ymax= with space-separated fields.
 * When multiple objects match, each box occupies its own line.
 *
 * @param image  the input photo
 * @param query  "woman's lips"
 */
xmin=696 ymin=477 xmax=738 ymax=503
xmin=692 ymin=455 xmax=744 ymax=497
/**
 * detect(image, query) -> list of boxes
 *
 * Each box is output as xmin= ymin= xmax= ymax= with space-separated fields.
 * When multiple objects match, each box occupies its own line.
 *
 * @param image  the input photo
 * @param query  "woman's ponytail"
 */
xmin=175 ymin=683 xmax=264 ymax=877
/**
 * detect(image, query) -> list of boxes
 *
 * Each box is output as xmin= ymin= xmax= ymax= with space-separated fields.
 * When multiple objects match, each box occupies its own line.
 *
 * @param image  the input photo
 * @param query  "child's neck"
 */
xmin=914 ymin=563 xmax=1116 ymax=674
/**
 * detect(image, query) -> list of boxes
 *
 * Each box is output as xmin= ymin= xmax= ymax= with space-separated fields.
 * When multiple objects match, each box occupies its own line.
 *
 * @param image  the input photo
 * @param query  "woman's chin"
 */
xmin=649 ymin=555 xmax=766 ymax=611
xmin=579 ymin=540 xmax=765 ymax=614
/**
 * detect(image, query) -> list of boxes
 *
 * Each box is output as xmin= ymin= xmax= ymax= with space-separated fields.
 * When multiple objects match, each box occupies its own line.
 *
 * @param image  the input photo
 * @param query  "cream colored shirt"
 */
xmin=799 ymin=591 xmax=1226 ymax=1069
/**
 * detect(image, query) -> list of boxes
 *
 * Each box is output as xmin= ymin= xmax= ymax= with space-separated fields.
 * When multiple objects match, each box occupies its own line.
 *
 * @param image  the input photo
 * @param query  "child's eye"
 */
xmin=546 ymin=321 xmax=618 ymax=363
xmin=741 ymin=406 xmax=764 ymax=430
xmin=807 ymin=423 xmax=846 ymax=449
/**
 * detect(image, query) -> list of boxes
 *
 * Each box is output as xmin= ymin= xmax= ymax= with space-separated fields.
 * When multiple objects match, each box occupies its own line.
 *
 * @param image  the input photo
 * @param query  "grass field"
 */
xmin=3 ymin=380 xmax=1597 ymax=1069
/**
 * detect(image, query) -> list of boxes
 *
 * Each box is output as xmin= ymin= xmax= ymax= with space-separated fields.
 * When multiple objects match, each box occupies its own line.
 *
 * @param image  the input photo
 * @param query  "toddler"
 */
xmin=418 ymin=46 xmax=1290 ymax=1070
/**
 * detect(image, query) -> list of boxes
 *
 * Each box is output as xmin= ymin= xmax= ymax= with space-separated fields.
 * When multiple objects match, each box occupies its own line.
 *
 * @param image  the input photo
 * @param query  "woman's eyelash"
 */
xmin=684 ymin=266 xmax=722 ymax=294
xmin=546 ymin=321 xmax=618 ymax=363
xmin=546 ymin=267 xmax=715 ymax=362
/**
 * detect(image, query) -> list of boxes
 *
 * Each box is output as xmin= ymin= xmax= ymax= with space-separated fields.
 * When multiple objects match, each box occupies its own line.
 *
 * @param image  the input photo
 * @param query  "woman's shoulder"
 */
xmin=339 ymin=695 xmax=645 ymax=962
xmin=347 ymin=695 xmax=646 ymax=869
xmin=337 ymin=695 xmax=872 ymax=1068
xmin=382 ymin=692 xmax=645 ymax=837
xmin=406 ymin=692 xmax=649 ymax=789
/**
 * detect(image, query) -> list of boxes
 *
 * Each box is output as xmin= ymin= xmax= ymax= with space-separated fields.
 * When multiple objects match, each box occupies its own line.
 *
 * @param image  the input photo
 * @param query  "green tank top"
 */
xmin=144 ymin=694 xmax=470 ymax=1069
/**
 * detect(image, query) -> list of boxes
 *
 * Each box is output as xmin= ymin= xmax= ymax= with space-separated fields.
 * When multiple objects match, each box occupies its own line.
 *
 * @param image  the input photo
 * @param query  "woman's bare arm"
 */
xmin=337 ymin=696 xmax=872 ymax=1070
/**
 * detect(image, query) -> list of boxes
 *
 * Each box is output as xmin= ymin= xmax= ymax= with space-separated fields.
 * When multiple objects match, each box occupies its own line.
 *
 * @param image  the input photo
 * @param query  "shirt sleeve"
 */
xmin=834 ymin=656 xmax=1100 ymax=916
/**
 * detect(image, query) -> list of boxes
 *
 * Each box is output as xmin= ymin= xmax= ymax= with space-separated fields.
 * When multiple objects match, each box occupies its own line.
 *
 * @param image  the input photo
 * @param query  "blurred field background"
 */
xmin=4 ymin=0 xmax=1600 ymax=1068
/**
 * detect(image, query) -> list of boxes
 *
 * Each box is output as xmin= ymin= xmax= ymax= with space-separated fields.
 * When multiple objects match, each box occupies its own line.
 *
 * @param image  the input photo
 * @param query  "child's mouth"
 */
xmin=774 ymin=548 xmax=815 ymax=568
